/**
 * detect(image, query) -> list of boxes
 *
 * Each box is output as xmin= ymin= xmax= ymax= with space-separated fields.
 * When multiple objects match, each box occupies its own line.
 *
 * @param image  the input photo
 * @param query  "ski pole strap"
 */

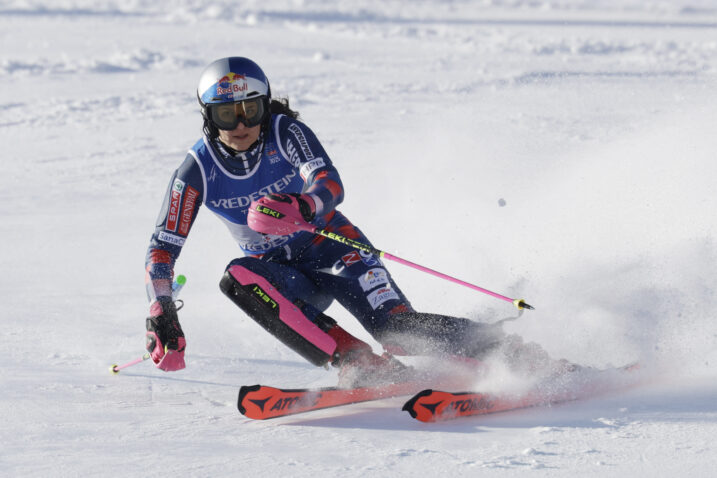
xmin=312 ymin=227 xmax=534 ymax=310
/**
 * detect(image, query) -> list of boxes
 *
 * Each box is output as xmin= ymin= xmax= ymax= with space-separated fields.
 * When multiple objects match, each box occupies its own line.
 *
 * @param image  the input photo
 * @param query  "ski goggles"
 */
xmin=208 ymin=97 xmax=267 ymax=130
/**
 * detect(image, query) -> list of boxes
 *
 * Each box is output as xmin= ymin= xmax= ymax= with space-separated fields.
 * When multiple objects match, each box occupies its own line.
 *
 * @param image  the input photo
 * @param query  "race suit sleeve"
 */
xmin=144 ymin=154 xmax=204 ymax=302
xmin=275 ymin=115 xmax=344 ymax=218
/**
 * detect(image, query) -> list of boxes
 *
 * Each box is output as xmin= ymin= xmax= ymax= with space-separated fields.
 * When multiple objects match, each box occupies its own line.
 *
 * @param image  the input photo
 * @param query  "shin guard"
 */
xmin=219 ymin=265 xmax=338 ymax=366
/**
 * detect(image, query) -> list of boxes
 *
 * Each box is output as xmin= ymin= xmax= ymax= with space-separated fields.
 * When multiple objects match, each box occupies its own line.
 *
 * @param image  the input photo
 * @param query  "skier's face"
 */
xmin=218 ymin=121 xmax=261 ymax=152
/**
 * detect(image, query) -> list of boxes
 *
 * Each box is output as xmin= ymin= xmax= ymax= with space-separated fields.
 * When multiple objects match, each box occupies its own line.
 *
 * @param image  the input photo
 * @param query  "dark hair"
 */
xmin=270 ymin=97 xmax=299 ymax=119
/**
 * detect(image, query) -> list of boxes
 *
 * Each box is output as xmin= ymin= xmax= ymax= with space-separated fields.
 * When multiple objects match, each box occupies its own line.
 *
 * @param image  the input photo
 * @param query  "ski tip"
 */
xmin=401 ymin=400 xmax=418 ymax=418
xmin=402 ymin=389 xmax=434 ymax=419
xmin=238 ymin=384 xmax=262 ymax=415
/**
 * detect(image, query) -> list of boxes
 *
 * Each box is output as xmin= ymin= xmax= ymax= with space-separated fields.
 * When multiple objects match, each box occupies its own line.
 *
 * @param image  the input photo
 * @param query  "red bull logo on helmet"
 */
xmin=218 ymin=72 xmax=247 ymax=83
xmin=216 ymin=72 xmax=248 ymax=98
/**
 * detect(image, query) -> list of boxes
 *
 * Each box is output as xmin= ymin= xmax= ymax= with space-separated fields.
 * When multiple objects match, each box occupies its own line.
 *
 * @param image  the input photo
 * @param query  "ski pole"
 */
xmin=110 ymin=353 xmax=150 ymax=374
xmin=111 ymin=274 xmax=188 ymax=374
xmin=299 ymin=223 xmax=534 ymax=310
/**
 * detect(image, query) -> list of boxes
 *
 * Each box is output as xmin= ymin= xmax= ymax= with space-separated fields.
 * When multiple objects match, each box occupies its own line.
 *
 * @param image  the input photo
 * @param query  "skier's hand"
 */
xmin=247 ymin=193 xmax=316 ymax=236
xmin=145 ymin=296 xmax=186 ymax=372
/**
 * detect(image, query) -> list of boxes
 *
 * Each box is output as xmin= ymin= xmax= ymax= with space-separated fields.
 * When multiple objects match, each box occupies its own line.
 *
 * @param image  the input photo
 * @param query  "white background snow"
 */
xmin=2 ymin=0 xmax=717 ymax=476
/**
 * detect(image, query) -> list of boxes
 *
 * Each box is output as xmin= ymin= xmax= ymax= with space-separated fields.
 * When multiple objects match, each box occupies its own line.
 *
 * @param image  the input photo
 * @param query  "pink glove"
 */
xmin=146 ymin=297 xmax=186 ymax=372
xmin=248 ymin=193 xmax=316 ymax=235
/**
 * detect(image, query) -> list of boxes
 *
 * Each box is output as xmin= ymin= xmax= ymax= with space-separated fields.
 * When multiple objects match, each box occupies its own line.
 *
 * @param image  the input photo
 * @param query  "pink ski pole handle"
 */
xmin=110 ymin=353 xmax=150 ymax=374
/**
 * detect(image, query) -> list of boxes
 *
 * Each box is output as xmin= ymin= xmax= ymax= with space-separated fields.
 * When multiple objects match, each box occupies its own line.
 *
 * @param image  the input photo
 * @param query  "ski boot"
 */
xmin=328 ymin=324 xmax=416 ymax=388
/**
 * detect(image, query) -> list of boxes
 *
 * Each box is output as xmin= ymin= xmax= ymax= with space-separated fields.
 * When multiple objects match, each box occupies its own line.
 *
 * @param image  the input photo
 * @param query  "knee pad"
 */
xmin=219 ymin=262 xmax=338 ymax=366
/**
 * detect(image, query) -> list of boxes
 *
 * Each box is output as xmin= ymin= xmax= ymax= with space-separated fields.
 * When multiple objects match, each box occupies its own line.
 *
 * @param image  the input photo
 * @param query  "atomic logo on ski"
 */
xmin=448 ymin=396 xmax=494 ymax=413
xmin=403 ymin=390 xmax=499 ymax=422
xmin=418 ymin=401 xmax=442 ymax=415
xmin=269 ymin=395 xmax=321 ymax=412
xmin=249 ymin=397 xmax=271 ymax=412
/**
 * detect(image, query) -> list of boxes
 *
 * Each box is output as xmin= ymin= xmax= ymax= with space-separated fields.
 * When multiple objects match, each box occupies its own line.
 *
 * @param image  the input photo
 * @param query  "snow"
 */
xmin=2 ymin=0 xmax=717 ymax=476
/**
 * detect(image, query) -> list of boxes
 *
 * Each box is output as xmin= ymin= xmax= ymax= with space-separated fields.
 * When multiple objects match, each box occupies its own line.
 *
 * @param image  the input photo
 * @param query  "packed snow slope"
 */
xmin=1 ymin=1 xmax=717 ymax=476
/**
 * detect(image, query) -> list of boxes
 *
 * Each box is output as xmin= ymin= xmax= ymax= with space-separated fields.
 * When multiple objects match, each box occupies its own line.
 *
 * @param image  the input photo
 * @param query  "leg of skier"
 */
xmin=377 ymin=310 xmax=572 ymax=378
xmin=376 ymin=311 xmax=505 ymax=359
xmin=219 ymin=256 xmax=411 ymax=384
xmin=292 ymin=214 xmax=504 ymax=376
xmin=381 ymin=312 xmax=567 ymax=375
xmin=298 ymin=212 xmax=565 ymax=378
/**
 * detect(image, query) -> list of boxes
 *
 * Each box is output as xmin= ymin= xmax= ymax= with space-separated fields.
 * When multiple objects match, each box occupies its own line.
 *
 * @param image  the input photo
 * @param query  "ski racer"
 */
xmin=143 ymin=56 xmax=544 ymax=386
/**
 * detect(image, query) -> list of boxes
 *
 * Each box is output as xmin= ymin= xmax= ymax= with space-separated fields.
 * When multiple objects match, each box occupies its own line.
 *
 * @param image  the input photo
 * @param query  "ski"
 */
xmin=238 ymin=381 xmax=430 ymax=420
xmin=403 ymin=362 xmax=642 ymax=422
xmin=403 ymin=388 xmax=560 ymax=422
xmin=238 ymin=356 xmax=486 ymax=420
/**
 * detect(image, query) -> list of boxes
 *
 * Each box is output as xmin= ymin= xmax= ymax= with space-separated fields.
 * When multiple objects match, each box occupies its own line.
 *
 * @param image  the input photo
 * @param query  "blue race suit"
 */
xmin=145 ymin=113 xmax=416 ymax=336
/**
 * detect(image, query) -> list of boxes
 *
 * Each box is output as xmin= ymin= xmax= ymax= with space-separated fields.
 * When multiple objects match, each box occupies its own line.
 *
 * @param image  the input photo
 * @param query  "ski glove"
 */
xmin=247 ymin=193 xmax=316 ymax=236
xmin=146 ymin=296 xmax=186 ymax=372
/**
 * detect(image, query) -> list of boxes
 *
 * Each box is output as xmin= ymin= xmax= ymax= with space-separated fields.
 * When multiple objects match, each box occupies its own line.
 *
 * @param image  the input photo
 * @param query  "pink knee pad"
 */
xmin=220 ymin=265 xmax=337 ymax=366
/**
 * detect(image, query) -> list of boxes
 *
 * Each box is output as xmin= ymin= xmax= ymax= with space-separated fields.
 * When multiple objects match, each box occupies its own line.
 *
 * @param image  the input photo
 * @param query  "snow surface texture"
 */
xmin=2 ymin=0 xmax=717 ymax=476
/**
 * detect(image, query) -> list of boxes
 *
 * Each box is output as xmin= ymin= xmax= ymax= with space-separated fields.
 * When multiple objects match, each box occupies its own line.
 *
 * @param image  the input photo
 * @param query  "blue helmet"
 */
xmin=197 ymin=57 xmax=272 ymax=135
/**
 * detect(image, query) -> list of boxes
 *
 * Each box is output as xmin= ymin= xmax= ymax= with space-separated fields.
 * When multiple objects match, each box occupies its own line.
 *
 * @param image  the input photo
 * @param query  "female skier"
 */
xmin=143 ymin=57 xmax=530 ymax=387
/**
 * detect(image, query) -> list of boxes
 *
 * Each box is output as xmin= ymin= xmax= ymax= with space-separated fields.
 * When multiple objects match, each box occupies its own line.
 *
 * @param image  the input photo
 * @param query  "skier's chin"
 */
xmin=220 ymin=127 xmax=260 ymax=151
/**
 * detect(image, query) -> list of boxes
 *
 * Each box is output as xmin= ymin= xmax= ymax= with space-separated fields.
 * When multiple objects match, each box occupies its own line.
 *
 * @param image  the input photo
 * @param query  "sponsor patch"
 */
xmin=266 ymin=145 xmax=281 ymax=164
xmin=216 ymin=72 xmax=248 ymax=100
xmin=251 ymin=284 xmax=278 ymax=310
xmin=359 ymin=249 xmax=382 ymax=267
xmin=330 ymin=260 xmax=345 ymax=275
xmin=342 ymin=251 xmax=361 ymax=267
xmin=241 ymin=235 xmax=290 ymax=253
xmin=359 ymin=268 xmax=389 ymax=292
xmin=178 ymin=185 xmax=199 ymax=236
xmin=165 ymin=178 xmax=185 ymax=232
xmin=158 ymin=231 xmax=186 ymax=247
xmin=367 ymin=286 xmax=399 ymax=310
xmin=299 ymin=157 xmax=326 ymax=180
xmin=285 ymin=140 xmax=301 ymax=168
xmin=208 ymin=170 xmax=297 ymax=209
xmin=288 ymin=123 xmax=315 ymax=160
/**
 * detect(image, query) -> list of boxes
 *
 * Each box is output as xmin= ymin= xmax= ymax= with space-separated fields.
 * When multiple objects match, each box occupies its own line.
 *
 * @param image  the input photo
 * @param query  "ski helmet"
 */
xmin=197 ymin=57 xmax=272 ymax=136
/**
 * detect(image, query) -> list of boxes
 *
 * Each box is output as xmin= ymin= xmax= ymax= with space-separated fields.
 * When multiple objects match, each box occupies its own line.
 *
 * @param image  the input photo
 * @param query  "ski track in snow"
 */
xmin=2 ymin=1 xmax=717 ymax=476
